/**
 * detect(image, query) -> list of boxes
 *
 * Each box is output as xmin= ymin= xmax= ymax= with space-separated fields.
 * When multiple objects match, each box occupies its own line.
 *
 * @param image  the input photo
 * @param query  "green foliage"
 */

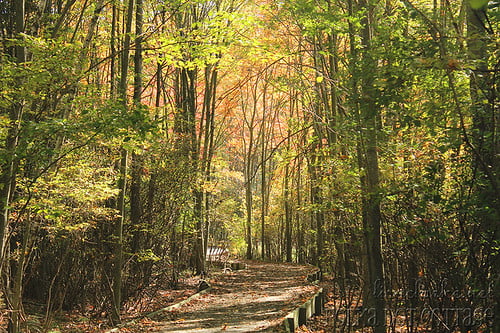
xmin=157 ymin=2 xmax=246 ymax=70
xmin=469 ymin=0 xmax=489 ymax=9
xmin=278 ymin=0 xmax=349 ymax=36
xmin=136 ymin=249 xmax=161 ymax=262
xmin=20 ymin=150 xmax=118 ymax=235
xmin=0 ymin=0 xmax=496 ymax=328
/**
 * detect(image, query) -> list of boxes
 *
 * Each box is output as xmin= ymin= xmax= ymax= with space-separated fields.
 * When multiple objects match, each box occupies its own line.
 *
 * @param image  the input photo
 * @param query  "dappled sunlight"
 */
xmin=153 ymin=261 xmax=319 ymax=332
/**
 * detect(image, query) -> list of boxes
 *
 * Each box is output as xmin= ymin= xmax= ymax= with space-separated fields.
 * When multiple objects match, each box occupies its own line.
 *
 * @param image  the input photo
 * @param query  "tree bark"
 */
xmin=0 ymin=0 xmax=25 ymax=272
xmin=245 ymin=170 xmax=253 ymax=260
xmin=357 ymin=0 xmax=386 ymax=331
xmin=466 ymin=4 xmax=499 ymax=332
xmin=129 ymin=0 xmax=144 ymax=284
xmin=284 ymin=162 xmax=292 ymax=262
xmin=8 ymin=219 xmax=30 ymax=333
xmin=0 ymin=2 xmax=25 ymax=330
xmin=112 ymin=0 xmax=135 ymax=324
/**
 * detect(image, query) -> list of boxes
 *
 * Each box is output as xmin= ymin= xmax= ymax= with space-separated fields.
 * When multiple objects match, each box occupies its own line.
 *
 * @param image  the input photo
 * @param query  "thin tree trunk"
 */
xmin=110 ymin=2 xmax=117 ymax=97
xmin=201 ymin=64 xmax=219 ymax=272
xmin=296 ymin=164 xmax=305 ymax=264
xmin=8 ymin=218 xmax=30 ymax=333
xmin=51 ymin=0 xmax=78 ymax=38
xmin=112 ymin=0 xmax=135 ymax=324
xmin=284 ymin=162 xmax=292 ymax=262
xmin=0 ymin=0 xmax=25 ymax=272
xmin=310 ymin=36 xmax=326 ymax=270
xmin=466 ymin=4 xmax=499 ymax=332
xmin=130 ymin=0 xmax=144 ymax=282
xmin=245 ymin=172 xmax=253 ymax=260
xmin=243 ymin=83 xmax=257 ymax=260
xmin=172 ymin=4 xmax=205 ymax=273
xmin=259 ymin=74 xmax=270 ymax=261
xmin=260 ymin=118 xmax=267 ymax=260
xmin=112 ymin=150 xmax=127 ymax=325
xmin=1 ymin=3 xmax=25 ymax=330
xmin=357 ymin=0 xmax=386 ymax=331
xmin=260 ymin=146 xmax=266 ymax=260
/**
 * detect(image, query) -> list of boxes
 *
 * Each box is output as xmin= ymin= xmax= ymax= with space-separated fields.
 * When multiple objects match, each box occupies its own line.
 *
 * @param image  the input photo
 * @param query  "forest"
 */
xmin=0 ymin=0 xmax=498 ymax=332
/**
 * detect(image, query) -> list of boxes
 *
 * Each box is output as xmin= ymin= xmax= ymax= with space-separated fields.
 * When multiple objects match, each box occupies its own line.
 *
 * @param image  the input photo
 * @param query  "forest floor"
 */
xmin=14 ymin=260 xmax=321 ymax=332
xmin=21 ymin=276 xmax=201 ymax=332
xmin=123 ymin=260 xmax=320 ymax=332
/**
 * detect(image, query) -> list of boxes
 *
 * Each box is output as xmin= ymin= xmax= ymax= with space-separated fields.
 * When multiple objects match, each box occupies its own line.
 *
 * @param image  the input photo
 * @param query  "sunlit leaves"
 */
xmin=157 ymin=4 xmax=247 ymax=70
xmin=279 ymin=0 xmax=349 ymax=37
xmin=136 ymin=249 xmax=161 ymax=262
xmin=17 ymin=151 xmax=118 ymax=235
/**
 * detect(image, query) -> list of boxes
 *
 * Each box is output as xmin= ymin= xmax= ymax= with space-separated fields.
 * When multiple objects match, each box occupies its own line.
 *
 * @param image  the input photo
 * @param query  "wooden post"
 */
xmin=298 ymin=305 xmax=307 ymax=326
xmin=286 ymin=317 xmax=295 ymax=332
xmin=314 ymin=291 xmax=324 ymax=315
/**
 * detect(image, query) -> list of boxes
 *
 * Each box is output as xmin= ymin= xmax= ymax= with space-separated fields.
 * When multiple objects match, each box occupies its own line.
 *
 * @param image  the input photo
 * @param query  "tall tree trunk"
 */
xmin=260 ymin=107 xmax=267 ymax=260
xmin=112 ymin=0 xmax=135 ymax=324
xmin=466 ymin=3 xmax=499 ymax=332
xmin=296 ymin=159 xmax=305 ymax=264
xmin=260 ymin=144 xmax=266 ymax=260
xmin=310 ymin=36 xmax=326 ymax=270
xmin=242 ymin=82 xmax=258 ymax=260
xmin=309 ymin=151 xmax=324 ymax=269
xmin=245 ymin=169 xmax=253 ymax=260
xmin=172 ymin=3 xmax=223 ymax=275
xmin=357 ymin=0 xmax=386 ymax=331
xmin=200 ymin=64 xmax=219 ymax=272
xmin=284 ymin=90 xmax=294 ymax=263
xmin=1 ymin=2 xmax=25 ymax=331
xmin=0 ymin=0 xmax=25 ymax=273
xmin=284 ymin=162 xmax=292 ymax=262
xmin=130 ymin=0 xmax=144 ymax=283
xmin=174 ymin=64 xmax=203 ymax=274
xmin=110 ymin=2 xmax=117 ymax=97
xmin=259 ymin=74 xmax=272 ymax=261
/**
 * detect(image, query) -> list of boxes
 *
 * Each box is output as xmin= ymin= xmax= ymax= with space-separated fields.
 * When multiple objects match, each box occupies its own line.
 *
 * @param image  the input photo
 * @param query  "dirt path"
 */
xmin=151 ymin=261 xmax=319 ymax=332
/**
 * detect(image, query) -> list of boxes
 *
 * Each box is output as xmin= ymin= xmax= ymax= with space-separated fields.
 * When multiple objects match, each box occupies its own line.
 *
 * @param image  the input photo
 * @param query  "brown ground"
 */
xmin=15 ymin=260 xmax=319 ymax=332
xmin=142 ymin=260 xmax=320 ymax=333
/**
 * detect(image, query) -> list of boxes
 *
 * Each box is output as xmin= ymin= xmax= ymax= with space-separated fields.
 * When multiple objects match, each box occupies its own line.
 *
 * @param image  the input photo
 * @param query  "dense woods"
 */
xmin=0 ymin=0 xmax=498 ymax=332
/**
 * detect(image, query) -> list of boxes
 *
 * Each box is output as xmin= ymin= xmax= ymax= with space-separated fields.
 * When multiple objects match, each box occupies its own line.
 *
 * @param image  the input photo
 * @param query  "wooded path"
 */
xmin=152 ymin=261 xmax=319 ymax=332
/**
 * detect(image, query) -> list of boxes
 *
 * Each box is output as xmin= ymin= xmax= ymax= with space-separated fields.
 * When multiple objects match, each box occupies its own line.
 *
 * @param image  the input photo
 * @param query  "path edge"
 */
xmin=282 ymin=287 xmax=324 ymax=332
xmin=105 ymin=284 xmax=212 ymax=333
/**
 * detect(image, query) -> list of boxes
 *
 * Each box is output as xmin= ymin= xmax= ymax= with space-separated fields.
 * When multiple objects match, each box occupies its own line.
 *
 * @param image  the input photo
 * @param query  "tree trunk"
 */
xmin=243 ymin=86 xmax=257 ymax=260
xmin=466 ymin=4 xmax=499 ymax=332
xmin=0 ymin=0 xmax=25 ymax=272
xmin=200 ymin=64 xmax=219 ymax=273
xmin=284 ymin=163 xmax=292 ymax=262
xmin=130 ymin=0 xmax=144 ymax=284
xmin=1 ymin=2 xmax=25 ymax=331
xmin=307 ymin=149 xmax=324 ymax=269
xmin=260 ymin=150 xmax=266 ymax=260
xmin=357 ymin=0 xmax=386 ymax=331
xmin=112 ymin=0 xmax=135 ymax=324
xmin=173 ymin=62 xmax=202 ymax=275
xmin=8 ymin=219 xmax=30 ymax=333
xmin=245 ymin=173 xmax=253 ymax=260
xmin=192 ymin=190 xmax=205 ymax=274
xmin=112 ymin=149 xmax=127 ymax=325
xmin=296 ymin=158 xmax=305 ymax=264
